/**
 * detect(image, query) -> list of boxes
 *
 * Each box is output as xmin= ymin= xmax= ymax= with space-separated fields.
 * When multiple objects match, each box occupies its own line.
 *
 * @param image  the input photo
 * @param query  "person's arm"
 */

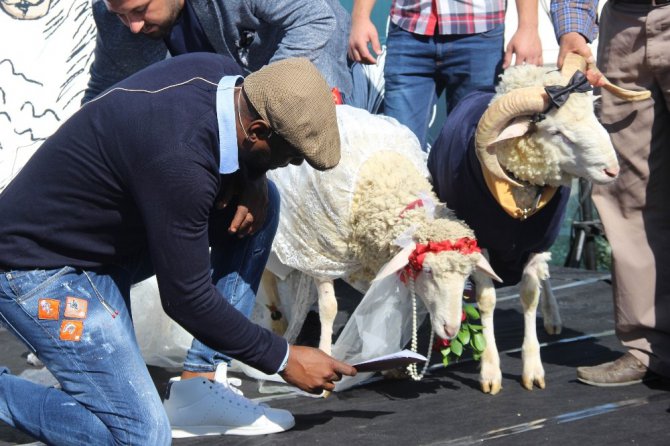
xmin=134 ymin=149 xmax=282 ymax=371
xmin=550 ymin=0 xmax=599 ymax=67
xmin=216 ymin=172 xmax=269 ymax=237
xmin=239 ymin=0 xmax=352 ymax=95
xmin=503 ymin=0 xmax=543 ymax=68
xmin=82 ymin=1 xmax=167 ymax=104
xmin=348 ymin=0 xmax=381 ymax=64
xmin=250 ymin=0 xmax=337 ymax=64
xmin=134 ymin=150 xmax=355 ymax=390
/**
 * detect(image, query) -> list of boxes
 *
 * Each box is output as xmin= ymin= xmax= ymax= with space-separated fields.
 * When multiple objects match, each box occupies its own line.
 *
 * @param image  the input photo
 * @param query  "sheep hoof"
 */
xmin=382 ymin=368 xmax=410 ymax=380
xmin=480 ymin=379 xmax=502 ymax=395
xmin=543 ymin=322 xmax=562 ymax=335
xmin=521 ymin=375 xmax=546 ymax=390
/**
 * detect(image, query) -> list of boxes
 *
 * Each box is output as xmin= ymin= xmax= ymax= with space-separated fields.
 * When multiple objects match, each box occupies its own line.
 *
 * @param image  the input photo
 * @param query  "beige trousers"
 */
xmin=594 ymin=1 xmax=670 ymax=377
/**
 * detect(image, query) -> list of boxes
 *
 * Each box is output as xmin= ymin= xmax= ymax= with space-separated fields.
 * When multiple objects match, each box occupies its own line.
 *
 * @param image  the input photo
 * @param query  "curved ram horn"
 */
xmin=600 ymin=82 xmax=651 ymax=101
xmin=586 ymin=61 xmax=651 ymax=101
xmin=562 ymin=53 xmax=650 ymax=101
xmin=560 ymin=53 xmax=587 ymax=79
xmin=475 ymin=86 xmax=550 ymax=187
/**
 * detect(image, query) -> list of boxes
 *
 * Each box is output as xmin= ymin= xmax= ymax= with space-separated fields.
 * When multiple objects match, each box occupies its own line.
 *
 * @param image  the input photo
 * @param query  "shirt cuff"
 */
xmin=550 ymin=1 xmax=599 ymax=43
xmin=276 ymin=341 xmax=290 ymax=374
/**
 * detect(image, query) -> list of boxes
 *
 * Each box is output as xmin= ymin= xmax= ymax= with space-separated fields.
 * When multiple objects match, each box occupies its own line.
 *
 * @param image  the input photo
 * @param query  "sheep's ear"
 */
xmin=373 ymin=242 xmax=416 ymax=282
xmin=476 ymin=256 xmax=503 ymax=283
xmin=489 ymin=117 xmax=531 ymax=145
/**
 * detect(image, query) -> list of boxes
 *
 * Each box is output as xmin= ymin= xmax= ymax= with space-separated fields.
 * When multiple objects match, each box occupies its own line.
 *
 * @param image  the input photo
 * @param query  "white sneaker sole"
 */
xmin=171 ymin=419 xmax=295 ymax=438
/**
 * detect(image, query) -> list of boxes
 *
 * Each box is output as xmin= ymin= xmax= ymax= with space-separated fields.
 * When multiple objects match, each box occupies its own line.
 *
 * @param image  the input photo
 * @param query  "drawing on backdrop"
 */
xmin=1 ymin=0 xmax=51 ymax=20
xmin=0 ymin=0 xmax=95 ymax=190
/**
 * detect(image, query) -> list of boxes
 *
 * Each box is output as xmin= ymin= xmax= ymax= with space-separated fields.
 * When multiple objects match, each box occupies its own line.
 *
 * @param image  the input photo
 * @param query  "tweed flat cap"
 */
xmin=243 ymin=58 xmax=341 ymax=170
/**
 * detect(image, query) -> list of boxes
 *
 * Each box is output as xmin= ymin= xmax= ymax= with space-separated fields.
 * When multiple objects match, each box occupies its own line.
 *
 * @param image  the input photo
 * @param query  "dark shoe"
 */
xmin=577 ymin=352 xmax=657 ymax=387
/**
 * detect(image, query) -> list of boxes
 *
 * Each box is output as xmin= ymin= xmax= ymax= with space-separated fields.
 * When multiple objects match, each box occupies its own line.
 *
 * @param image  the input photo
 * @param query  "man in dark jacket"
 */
xmin=0 ymin=54 xmax=355 ymax=444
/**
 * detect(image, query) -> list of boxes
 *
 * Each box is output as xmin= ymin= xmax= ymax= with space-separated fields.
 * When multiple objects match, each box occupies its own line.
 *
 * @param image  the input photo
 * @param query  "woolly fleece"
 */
xmin=350 ymin=151 xmax=479 ymax=282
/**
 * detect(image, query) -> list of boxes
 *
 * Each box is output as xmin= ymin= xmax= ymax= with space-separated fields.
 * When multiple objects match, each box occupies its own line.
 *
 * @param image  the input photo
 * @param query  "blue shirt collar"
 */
xmin=216 ymin=75 xmax=243 ymax=175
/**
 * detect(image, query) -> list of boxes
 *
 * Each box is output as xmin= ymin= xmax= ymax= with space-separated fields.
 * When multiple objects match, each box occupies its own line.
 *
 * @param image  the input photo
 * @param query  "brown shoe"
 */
xmin=577 ymin=352 xmax=657 ymax=387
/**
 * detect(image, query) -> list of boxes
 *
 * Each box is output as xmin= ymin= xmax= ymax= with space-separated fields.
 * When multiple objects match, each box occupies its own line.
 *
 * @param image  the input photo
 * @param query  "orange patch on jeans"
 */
xmin=37 ymin=298 xmax=60 ymax=320
xmin=64 ymin=297 xmax=88 ymax=319
xmin=59 ymin=320 xmax=84 ymax=341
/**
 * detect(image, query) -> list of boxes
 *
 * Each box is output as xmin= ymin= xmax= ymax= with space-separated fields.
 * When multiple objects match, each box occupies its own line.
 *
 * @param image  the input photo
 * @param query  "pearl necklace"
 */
xmin=407 ymin=275 xmax=434 ymax=381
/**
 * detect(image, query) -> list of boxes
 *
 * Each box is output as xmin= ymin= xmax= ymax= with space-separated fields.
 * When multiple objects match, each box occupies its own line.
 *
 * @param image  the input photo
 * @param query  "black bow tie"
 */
xmin=544 ymin=70 xmax=593 ymax=110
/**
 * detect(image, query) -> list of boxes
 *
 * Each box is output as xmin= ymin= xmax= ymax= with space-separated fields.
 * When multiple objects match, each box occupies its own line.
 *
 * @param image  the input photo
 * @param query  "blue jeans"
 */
xmin=383 ymin=23 xmax=504 ymax=150
xmin=346 ymin=61 xmax=378 ymax=112
xmin=0 ymin=182 xmax=279 ymax=443
xmin=0 ymin=268 xmax=171 ymax=445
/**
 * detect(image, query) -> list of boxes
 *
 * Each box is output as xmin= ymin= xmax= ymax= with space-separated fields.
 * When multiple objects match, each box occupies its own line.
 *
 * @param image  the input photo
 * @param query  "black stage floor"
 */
xmin=2 ymin=266 xmax=669 ymax=446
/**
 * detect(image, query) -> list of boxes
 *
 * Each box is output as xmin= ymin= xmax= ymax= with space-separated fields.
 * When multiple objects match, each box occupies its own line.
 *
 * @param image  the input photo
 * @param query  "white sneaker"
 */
xmin=167 ymin=363 xmax=245 ymax=394
xmin=213 ymin=362 xmax=244 ymax=395
xmin=163 ymin=364 xmax=295 ymax=437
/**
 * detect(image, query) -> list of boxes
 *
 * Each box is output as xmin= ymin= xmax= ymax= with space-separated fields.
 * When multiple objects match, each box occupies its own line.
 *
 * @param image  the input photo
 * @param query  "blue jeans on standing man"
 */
xmin=0 ymin=182 xmax=280 ymax=445
xmin=383 ymin=23 xmax=505 ymax=150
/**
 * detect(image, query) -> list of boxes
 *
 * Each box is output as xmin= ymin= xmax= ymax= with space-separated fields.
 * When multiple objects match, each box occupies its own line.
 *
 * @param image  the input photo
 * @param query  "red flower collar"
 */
xmin=400 ymin=238 xmax=481 ymax=282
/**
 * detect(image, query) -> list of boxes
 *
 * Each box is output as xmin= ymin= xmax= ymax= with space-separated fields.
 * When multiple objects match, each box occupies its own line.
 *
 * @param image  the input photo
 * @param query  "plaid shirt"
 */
xmin=390 ymin=0 xmax=506 ymax=36
xmin=550 ymin=0 xmax=599 ymax=43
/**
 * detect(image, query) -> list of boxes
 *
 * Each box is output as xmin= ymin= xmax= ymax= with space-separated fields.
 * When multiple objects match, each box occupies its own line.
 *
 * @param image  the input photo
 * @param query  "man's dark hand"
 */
xmin=279 ymin=345 xmax=357 ymax=394
xmin=227 ymin=175 xmax=269 ymax=237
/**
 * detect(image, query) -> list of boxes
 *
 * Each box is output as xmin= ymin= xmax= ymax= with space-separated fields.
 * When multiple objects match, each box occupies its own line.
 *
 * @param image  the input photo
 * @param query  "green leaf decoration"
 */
xmin=473 ymin=333 xmax=486 ymax=352
xmin=438 ymin=303 xmax=487 ymax=366
xmin=464 ymin=304 xmax=480 ymax=319
xmin=457 ymin=327 xmax=471 ymax=345
xmin=450 ymin=338 xmax=463 ymax=356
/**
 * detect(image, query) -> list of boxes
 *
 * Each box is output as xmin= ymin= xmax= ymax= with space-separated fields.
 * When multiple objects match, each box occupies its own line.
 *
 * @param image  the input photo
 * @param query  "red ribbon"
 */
xmin=399 ymin=199 xmax=424 ymax=218
xmin=400 ymin=237 xmax=481 ymax=282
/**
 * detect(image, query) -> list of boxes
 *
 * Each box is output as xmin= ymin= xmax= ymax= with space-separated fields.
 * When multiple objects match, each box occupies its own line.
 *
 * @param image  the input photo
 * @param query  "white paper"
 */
xmin=352 ymin=349 xmax=427 ymax=373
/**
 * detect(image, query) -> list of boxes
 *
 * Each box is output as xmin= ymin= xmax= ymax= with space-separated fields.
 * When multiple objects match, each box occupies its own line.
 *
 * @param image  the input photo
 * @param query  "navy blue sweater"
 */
xmin=0 ymin=53 xmax=286 ymax=373
xmin=427 ymin=90 xmax=569 ymax=286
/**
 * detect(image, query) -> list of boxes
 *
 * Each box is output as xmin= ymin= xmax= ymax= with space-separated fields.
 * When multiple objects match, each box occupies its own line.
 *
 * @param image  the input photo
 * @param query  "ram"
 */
xmin=427 ymin=54 xmax=649 ymax=394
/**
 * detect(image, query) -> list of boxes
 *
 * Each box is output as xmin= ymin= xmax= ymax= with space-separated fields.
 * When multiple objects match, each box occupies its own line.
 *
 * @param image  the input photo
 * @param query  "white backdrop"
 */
xmin=0 ymin=0 xmax=96 ymax=190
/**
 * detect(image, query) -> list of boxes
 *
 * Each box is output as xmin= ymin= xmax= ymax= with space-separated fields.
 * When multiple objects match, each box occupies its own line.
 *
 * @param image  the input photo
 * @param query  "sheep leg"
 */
xmin=540 ymin=276 xmax=562 ymax=335
xmin=529 ymin=252 xmax=561 ymax=335
xmin=473 ymin=269 xmax=502 ymax=395
xmin=260 ymin=270 xmax=288 ymax=336
xmin=315 ymin=279 xmax=337 ymax=356
xmin=519 ymin=253 xmax=548 ymax=390
xmin=282 ymin=271 xmax=317 ymax=344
